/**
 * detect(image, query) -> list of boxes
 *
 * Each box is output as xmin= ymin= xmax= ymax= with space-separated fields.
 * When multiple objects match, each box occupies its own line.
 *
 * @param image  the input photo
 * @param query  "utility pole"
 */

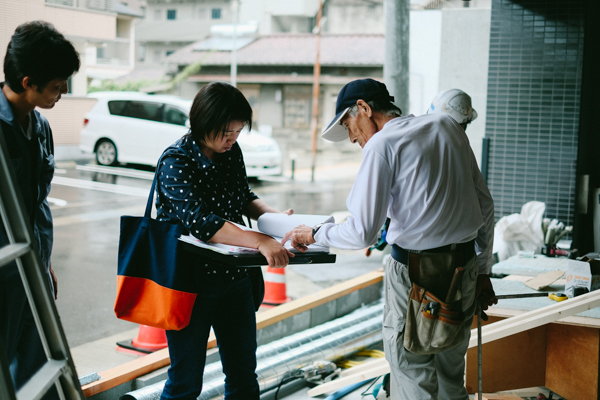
xmin=310 ymin=0 xmax=323 ymax=182
xmin=230 ymin=0 xmax=240 ymax=87
xmin=384 ymin=0 xmax=409 ymax=113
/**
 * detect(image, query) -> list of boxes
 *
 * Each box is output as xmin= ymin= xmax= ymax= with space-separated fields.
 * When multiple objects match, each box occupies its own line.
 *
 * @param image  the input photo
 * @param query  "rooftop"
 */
xmin=166 ymin=33 xmax=385 ymax=67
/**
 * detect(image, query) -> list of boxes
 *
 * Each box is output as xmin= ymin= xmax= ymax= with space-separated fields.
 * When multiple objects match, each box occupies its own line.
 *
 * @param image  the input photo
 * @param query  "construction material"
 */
xmin=524 ymin=270 xmax=565 ymax=291
xmin=469 ymin=289 xmax=600 ymax=348
xmin=308 ymin=289 xmax=600 ymax=397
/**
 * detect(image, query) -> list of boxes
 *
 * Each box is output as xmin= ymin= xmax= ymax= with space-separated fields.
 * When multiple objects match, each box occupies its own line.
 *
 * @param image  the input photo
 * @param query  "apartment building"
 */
xmin=0 ymin=0 xmax=141 ymax=159
xmin=136 ymin=0 xmax=233 ymax=67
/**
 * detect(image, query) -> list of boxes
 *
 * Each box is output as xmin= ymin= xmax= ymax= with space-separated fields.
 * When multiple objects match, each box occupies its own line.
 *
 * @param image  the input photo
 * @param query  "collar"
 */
xmin=0 ymin=82 xmax=43 ymax=139
xmin=0 ymin=83 xmax=15 ymax=124
xmin=183 ymin=134 xmax=215 ymax=167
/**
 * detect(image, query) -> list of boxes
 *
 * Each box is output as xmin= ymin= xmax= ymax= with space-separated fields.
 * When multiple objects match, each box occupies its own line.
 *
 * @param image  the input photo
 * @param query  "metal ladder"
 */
xmin=0 ymin=126 xmax=84 ymax=399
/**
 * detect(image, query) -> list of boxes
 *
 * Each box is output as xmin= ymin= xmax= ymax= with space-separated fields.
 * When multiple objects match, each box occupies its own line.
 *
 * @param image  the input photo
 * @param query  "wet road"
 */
xmin=49 ymin=159 xmax=385 ymax=348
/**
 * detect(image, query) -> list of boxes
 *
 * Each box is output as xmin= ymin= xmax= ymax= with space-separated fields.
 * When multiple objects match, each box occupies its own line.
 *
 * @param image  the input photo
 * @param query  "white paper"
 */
xmin=257 ymin=213 xmax=335 ymax=238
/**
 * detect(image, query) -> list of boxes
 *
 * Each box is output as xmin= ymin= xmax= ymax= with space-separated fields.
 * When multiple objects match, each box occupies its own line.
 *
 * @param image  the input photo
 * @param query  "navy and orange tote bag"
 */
xmin=114 ymin=176 xmax=196 ymax=331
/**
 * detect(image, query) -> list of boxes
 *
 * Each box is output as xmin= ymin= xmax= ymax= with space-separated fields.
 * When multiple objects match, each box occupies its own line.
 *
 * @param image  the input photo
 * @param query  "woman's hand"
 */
xmin=281 ymin=208 xmax=294 ymax=215
xmin=257 ymin=237 xmax=294 ymax=268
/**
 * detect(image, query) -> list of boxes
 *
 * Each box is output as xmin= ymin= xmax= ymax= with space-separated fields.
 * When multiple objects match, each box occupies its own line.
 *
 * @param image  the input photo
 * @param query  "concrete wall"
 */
xmin=259 ymin=84 xmax=284 ymax=128
xmin=324 ymin=0 xmax=384 ymax=34
xmin=0 ymin=0 xmax=116 ymax=53
xmin=438 ymin=7 xmax=492 ymax=167
xmin=409 ymin=10 xmax=442 ymax=115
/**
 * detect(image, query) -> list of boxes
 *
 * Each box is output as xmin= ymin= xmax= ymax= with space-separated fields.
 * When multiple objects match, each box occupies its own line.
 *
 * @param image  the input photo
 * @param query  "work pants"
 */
xmin=382 ymin=254 xmax=478 ymax=400
xmin=0 ymin=263 xmax=59 ymax=400
xmin=160 ymin=273 xmax=259 ymax=400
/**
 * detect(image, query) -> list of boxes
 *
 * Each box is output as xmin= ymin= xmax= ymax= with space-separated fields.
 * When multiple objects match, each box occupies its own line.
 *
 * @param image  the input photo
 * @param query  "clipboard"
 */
xmin=180 ymin=239 xmax=336 ymax=267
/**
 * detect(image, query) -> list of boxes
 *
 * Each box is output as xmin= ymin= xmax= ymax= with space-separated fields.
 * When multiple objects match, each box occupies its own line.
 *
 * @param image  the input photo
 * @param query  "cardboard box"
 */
xmin=565 ymin=257 xmax=600 ymax=298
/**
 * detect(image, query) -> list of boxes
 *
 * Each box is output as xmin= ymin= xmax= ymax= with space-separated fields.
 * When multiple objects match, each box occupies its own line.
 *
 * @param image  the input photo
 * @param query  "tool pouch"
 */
xmin=403 ymin=282 xmax=465 ymax=355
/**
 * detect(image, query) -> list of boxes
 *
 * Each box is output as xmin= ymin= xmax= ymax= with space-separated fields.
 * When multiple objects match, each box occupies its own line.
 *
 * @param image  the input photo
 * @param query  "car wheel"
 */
xmin=96 ymin=140 xmax=118 ymax=166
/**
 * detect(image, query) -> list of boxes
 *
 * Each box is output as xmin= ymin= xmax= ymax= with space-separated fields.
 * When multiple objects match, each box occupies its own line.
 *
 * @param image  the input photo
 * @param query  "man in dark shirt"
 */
xmin=0 ymin=21 xmax=79 ymax=395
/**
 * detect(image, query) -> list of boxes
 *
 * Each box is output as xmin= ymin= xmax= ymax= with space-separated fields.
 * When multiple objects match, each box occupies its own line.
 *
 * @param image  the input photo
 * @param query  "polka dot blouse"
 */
xmin=155 ymin=135 xmax=258 ymax=279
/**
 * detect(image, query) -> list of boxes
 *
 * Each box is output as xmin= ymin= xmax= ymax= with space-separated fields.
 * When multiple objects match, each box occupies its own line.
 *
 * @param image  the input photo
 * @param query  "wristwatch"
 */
xmin=312 ymin=223 xmax=324 ymax=240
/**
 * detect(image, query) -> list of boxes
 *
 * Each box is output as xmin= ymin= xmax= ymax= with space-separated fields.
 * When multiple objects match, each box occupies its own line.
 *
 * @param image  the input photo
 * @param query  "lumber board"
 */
xmin=482 ymin=307 xmax=600 ymax=328
xmin=339 ymin=358 xmax=385 ymax=377
xmin=309 ymin=290 xmax=600 ymax=397
xmin=545 ymin=324 xmax=599 ymax=400
xmin=468 ymin=290 xmax=600 ymax=348
xmin=82 ymin=269 xmax=383 ymax=397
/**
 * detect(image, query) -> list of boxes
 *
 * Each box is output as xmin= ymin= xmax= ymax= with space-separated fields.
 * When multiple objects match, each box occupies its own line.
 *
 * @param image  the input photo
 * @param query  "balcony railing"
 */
xmin=45 ymin=0 xmax=114 ymax=13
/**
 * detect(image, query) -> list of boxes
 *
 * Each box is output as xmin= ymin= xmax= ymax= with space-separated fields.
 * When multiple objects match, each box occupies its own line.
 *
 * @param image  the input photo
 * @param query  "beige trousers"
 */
xmin=382 ymin=254 xmax=478 ymax=399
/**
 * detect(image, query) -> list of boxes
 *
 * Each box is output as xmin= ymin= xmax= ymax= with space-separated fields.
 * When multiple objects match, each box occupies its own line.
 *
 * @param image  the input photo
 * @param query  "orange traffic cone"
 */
xmin=116 ymin=325 xmax=168 ymax=355
xmin=262 ymin=266 xmax=292 ymax=307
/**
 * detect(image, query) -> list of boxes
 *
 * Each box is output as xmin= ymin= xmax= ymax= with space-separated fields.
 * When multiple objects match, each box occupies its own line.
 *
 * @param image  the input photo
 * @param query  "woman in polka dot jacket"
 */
xmin=157 ymin=82 xmax=294 ymax=400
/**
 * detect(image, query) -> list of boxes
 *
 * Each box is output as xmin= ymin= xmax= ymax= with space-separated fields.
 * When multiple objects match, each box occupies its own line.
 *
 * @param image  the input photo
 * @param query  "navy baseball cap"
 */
xmin=321 ymin=79 xmax=395 ymax=142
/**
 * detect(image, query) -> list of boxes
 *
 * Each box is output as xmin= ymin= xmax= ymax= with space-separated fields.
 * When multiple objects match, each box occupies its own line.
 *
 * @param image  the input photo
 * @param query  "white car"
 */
xmin=79 ymin=91 xmax=282 ymax=177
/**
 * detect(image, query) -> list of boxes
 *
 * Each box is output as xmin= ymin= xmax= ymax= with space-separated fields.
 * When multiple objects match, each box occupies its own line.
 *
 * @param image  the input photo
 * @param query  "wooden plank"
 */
xmin=482 ymin=307 xmax=600 ymax=328
xmin=339 ymin=358 xmax=385 ymax=377
xmin=545 ymin=324 xmax=599 ymax=400
xmin=468 ymin=290 xmax=600 ymax=348
xmin=81 ymin=348 xmax=169 ymax=397
xmin=82 ymin=269 xmax=383 ymax=397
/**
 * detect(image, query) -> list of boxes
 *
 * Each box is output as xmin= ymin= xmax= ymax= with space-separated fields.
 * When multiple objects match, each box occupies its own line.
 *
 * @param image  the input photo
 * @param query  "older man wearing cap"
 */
xmin=282 ymin=79 xmax=496 ymax=399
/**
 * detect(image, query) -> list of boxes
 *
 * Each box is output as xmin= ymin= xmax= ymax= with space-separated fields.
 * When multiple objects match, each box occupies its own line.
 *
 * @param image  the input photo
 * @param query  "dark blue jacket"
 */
xmin=0 ymin=83 xmax=54 ymax=286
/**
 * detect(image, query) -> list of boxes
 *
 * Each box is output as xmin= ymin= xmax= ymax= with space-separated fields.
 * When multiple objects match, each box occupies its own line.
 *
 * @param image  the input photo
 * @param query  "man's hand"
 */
xmin=281 ymin=209 xmax=294 ymax=215
xmin=281 ymin=224 xmax=315 ymax=253
xmin=49 ymin=265 xmax=58 ymax=300
xmin=475 ymin=274 xmax=497 ymax=311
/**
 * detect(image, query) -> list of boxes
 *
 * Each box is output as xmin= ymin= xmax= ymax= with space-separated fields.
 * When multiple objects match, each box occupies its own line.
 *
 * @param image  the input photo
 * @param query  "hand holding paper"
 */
xmin=281 ymin=224 xmax=315 ymax=253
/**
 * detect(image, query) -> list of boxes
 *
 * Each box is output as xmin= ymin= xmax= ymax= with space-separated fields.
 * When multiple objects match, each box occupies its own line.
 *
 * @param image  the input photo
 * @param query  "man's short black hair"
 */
xmin=188 ymin=82 xmax=253 ymax=144
xmin=4 ymin=21 xmax=80 ymax=93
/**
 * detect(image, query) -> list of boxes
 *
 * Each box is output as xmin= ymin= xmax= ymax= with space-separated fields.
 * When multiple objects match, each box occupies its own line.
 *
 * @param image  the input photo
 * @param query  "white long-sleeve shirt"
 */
xmin=315 ymin=113 xmax=495 ymax=274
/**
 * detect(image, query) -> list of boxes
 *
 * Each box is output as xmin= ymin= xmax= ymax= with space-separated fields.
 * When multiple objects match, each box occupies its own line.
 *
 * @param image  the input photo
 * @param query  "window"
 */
xmin=166 ymin=50 xmax=174 ymax=57
xmin=211 ymin=8 xmax=221 ymax=19
xmin=108 ymin=101 xmax=129 ymax=116
xmin=154 ymin=8 xmax=161 ymax=20
xmin=125 ymin=102 xmax=163 ymax=122
xmin=138 ymin=44 xmax=146 ymax=62
xmin=167 ymin=9 xmax=176 ymax=20
xmin=164 ymin=105 xmax=188 ymax=126
xmin=96 ymin=47 xmax=105 ymax=59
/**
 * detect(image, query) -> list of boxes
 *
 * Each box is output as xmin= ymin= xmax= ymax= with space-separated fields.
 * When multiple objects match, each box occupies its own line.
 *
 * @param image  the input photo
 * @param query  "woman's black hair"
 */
xmin=4 ymin=21 xmax=80 ymax=93
xmin=188 ymin=82 xmax=253 ymax=144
